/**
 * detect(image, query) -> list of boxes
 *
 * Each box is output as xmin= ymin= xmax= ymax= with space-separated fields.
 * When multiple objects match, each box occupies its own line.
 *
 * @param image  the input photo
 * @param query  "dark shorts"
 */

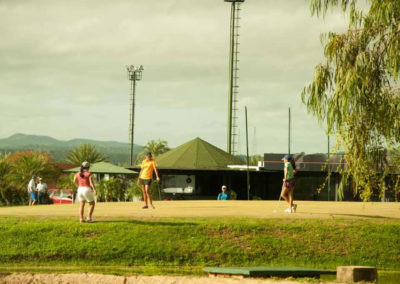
xmin=139 ymin=178 xmax=152 ymax=186
xmin=30 ymin=191 xmax=37 ymax=201
xmin=283 ymin=178 xmax=296 ymax=190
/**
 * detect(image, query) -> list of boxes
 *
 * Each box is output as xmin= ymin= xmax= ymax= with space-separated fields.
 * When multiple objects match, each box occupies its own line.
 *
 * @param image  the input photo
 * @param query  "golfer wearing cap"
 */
xmin=36 ymin=177 xmax=47 ymax=204
xmin=73 ymin=161 xmax=97 ymax=223
xmin=138 ymin=152 xmax=160 ymax=209
xmin=217 ymin=185 xmax=231 ymax=200
xmin=281 ymin=155 xmax=297 ymax=213
xmin=28 ymin=175 xmax=37 ymax=206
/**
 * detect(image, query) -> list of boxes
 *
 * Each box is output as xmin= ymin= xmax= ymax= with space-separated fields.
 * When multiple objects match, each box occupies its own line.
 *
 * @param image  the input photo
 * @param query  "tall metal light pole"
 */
xmin=225 ymin=0 xmax=245 ymax=155
xmin=126 ymin=65 xmax=144 ymax=165
xmin=245 ymin=106 xmax=250 ymax=200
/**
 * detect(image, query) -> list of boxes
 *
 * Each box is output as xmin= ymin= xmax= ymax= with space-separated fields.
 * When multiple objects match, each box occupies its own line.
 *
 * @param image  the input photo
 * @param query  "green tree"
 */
xmin=9 ymin=151 xmax=58 ymax=190
xmin=65 ymin=143 xmax=106 ymax=165
xmin=249 ymin=155 xmax=263 ymax=166
xmin=0 ymin=154 xmax=14 ymax=205
xmin=0 ymin=151 xmax=60 ymax=206
xmin=302 ymin=0 xmax=400 ymax=201
xmin=135 ymin=139 xmax=169 ymax=165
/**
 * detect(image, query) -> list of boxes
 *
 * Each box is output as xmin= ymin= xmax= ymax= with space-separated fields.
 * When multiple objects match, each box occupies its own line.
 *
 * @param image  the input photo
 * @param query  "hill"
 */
xmin=0 ymin=133 xmax=143 ymax=164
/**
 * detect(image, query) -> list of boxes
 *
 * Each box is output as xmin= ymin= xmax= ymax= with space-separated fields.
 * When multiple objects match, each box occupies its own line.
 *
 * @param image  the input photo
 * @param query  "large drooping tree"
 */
xmin=65 ymin=143 xmax=106 ymax=165
xmin=302 ymin=0 xmax=400 ymax=200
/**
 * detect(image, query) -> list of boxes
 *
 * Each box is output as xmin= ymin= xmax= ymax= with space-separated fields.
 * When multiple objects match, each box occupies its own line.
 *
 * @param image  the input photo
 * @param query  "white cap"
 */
xmin=82 ymin=161 xmax=90 ymax=168
xmin=222 ymin=185 xmax=227 ymax=189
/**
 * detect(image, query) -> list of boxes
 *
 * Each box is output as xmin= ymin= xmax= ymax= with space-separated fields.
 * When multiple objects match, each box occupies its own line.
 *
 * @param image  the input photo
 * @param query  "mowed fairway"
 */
xmin=0 ymin=200 xmax=399 ymax=220
xmin=0 ymin=200 xmax=399 ymax=283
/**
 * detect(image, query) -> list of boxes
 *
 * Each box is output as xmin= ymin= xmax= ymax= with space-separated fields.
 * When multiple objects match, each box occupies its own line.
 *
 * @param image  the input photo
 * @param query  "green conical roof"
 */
xmin=65 ymin=162 xmax=137 ymax=175
xmin=155 ymin=137 xmax=244 ymax=170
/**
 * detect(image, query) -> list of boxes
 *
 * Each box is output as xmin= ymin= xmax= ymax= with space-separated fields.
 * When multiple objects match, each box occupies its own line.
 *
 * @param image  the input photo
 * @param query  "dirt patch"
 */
xmin=0 ymin=201 xmax=398 ymax=220
xmin=0 ymin=273 xmax=336 ymax=284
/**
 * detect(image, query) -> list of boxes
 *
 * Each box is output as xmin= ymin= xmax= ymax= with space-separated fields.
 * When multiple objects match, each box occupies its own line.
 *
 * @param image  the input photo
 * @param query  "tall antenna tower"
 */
xmin=225 ymin=0 xmax=245 ymax=155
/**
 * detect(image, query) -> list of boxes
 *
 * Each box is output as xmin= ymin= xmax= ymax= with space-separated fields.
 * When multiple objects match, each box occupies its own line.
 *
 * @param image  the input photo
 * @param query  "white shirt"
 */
xmin=37 ymin=182 xmax=47 ymax=193
xmin=28 ymin=179 xmax=36 ymax=192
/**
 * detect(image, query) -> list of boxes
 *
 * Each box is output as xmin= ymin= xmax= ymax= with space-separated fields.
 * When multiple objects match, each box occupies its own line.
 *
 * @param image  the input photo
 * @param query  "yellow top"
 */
xmin=140 ymin=159 xmax=157 ymax=179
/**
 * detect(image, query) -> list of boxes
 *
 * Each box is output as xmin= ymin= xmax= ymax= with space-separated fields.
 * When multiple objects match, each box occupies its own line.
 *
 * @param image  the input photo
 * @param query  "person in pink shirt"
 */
xmin=73 ymin=161 xmax=97 ymax=223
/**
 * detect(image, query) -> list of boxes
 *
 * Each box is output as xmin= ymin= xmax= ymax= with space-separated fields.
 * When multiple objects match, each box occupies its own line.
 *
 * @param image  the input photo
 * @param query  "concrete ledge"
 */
xmin=337 ymin=266 xmax=377 ymax=283
xmin=204 ymin=267 xmax=336 ymax=279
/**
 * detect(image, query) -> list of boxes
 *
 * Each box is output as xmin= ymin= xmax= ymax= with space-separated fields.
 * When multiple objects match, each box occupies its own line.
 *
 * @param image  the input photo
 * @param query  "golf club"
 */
xmin=273 ymin=189 xmax=283 ymax=213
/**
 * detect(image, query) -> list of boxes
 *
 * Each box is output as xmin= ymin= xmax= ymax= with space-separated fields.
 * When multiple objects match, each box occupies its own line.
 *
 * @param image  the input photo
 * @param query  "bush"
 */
xmin=96 ymin=177 xmax=126 ymax=202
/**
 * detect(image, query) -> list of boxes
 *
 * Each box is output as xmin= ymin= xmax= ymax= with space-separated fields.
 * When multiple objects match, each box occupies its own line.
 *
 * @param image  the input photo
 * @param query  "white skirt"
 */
xmin=77 ymin=187 xmax=95 ymax=203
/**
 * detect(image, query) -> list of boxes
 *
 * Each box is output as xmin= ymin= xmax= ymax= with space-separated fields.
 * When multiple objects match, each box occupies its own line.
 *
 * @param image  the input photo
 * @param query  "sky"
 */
xmin=0 ymin=0 xmax=352 ymax=155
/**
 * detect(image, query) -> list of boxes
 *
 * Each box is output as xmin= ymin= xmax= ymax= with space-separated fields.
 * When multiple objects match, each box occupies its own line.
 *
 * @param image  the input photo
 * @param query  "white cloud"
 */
xmin=0 ymin=0 xmax=353 ymax=154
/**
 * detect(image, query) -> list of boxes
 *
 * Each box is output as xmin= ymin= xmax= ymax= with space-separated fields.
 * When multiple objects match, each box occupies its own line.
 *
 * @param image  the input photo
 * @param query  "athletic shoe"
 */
xmin=80 ymin=219 xmax=85 ymax=223
xmin=150 ymin=204 xmax=155 ymax=209
xmin=85 ymin=217 xmax=94 ymax=223
xmin=292 ymin=204 xmax=297 ymax=213
xmin=284 ymin=208 xmax=292 ymax=213
xmin=142 ymin=205 xmax=148 ymax=209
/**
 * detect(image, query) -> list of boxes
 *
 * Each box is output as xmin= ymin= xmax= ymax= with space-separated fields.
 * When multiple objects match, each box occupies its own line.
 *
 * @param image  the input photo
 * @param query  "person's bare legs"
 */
xmin=31 ymin=200 xmax=37 ymax=206
xmin=288 ymin=188 xmax=294 ymax=210
xmin=79 ymin=201 xmax=85 ymax=221
xmin=88 ymin=201 xmax=95 ymax=219
xmin=145 ymin=185 xmax=154 ymax=208
xmin=281 ymin=187 xmax=289 ymax=204
xmin=141 ymin=185 xmax=148 ymax=208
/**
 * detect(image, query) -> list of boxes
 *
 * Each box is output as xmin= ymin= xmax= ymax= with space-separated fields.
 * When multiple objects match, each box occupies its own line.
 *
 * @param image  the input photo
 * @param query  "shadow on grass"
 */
xmin=326 ymin=213 xmax=399 ymax=220
xmin=96 ymin=219 xmax=199 ymax=227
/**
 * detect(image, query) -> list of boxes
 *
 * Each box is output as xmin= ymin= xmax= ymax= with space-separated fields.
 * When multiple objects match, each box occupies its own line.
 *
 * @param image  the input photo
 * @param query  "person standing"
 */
xmin=217 ymin=185 xmax=231 ymax=200
xmin=36 ymin=177 xmax=47 ymax=204
xmin=138 ymin=152 xmax=160 ymax=209
xmin=280 ymin=155 xmax=297 ymax=213
xmin=28 ymin=175 xmax=37 ymax=206
xmin=73 ymin=161 xmax=97 ymax=223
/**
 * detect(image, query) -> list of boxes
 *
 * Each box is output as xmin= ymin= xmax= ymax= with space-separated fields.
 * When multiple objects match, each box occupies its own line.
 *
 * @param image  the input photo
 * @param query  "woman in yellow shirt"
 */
xmin=138 ymin=152 xmax=160 ymax=209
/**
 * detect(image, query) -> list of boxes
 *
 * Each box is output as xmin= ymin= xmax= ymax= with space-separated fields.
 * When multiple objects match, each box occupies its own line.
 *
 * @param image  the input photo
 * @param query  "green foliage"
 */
xmin=96 ymin=178 xmax=126 ymax=202
xmin=0 ymin=154 xmax=14 ymax=206
xmin=135 ymin=139 xmax=169 ymax=165
xmin=303 ymin=0 xmax=400 ymax=201
xmin=229 ymin=190 xmax=237 ymax=200
xmin=94 ymin=177 xmax=161 ymax=202
xmin=249 ymin=155 xmax=263 ymax=166
xmin=64 ymin=143 xmax=106 ymax=165
xmin=0 ymin=151 xmax=61 ymax=206
xmin=0 ymin=217 xmax=399 ymax=270
xmin=125 ymin=180 xmax=143 ymax=201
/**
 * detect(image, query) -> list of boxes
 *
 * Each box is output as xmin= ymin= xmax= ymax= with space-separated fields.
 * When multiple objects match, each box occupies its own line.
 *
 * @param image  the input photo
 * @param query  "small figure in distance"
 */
xmin=281 ymin=154 xmax=298 ymax=213
xmin=74 ymin=161 xmax=97 ymax=223
xmin=217 ymin=185 xmax=231 ymax=200
xmin=137 ymin=152 xmax=160 ymax=209
xmin=28 ymin=175 xmax=37 ymax=206
xmin=36 ymin=177 xmax=47 ymax=204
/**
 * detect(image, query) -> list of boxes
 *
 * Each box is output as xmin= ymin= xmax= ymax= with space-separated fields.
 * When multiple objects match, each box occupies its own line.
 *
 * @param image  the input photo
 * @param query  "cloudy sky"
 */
xmin=0 ymin=0 xmax=351 ymax=154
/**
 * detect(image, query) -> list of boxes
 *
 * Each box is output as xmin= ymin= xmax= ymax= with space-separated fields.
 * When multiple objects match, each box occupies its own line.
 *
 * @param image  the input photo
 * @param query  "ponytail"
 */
xmin=290 ymin=157 xmax=296 ymax=171
xmin=80 ymin=166 xmax=85 ymax=178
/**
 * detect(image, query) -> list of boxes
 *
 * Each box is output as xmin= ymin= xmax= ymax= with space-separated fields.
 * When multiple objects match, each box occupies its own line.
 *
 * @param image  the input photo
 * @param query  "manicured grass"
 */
xmin=0 ymin=216 xmax=399 ymax=272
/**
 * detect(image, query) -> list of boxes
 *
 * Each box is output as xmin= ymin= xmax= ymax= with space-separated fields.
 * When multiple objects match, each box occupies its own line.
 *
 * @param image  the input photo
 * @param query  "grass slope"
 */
xmin=0 ymin=217 xmax=399 ymax=270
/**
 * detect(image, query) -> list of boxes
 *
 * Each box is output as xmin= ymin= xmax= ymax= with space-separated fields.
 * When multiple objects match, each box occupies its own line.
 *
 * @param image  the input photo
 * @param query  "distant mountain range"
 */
xmin=0 ymin=133 xmax=143 ymax=164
